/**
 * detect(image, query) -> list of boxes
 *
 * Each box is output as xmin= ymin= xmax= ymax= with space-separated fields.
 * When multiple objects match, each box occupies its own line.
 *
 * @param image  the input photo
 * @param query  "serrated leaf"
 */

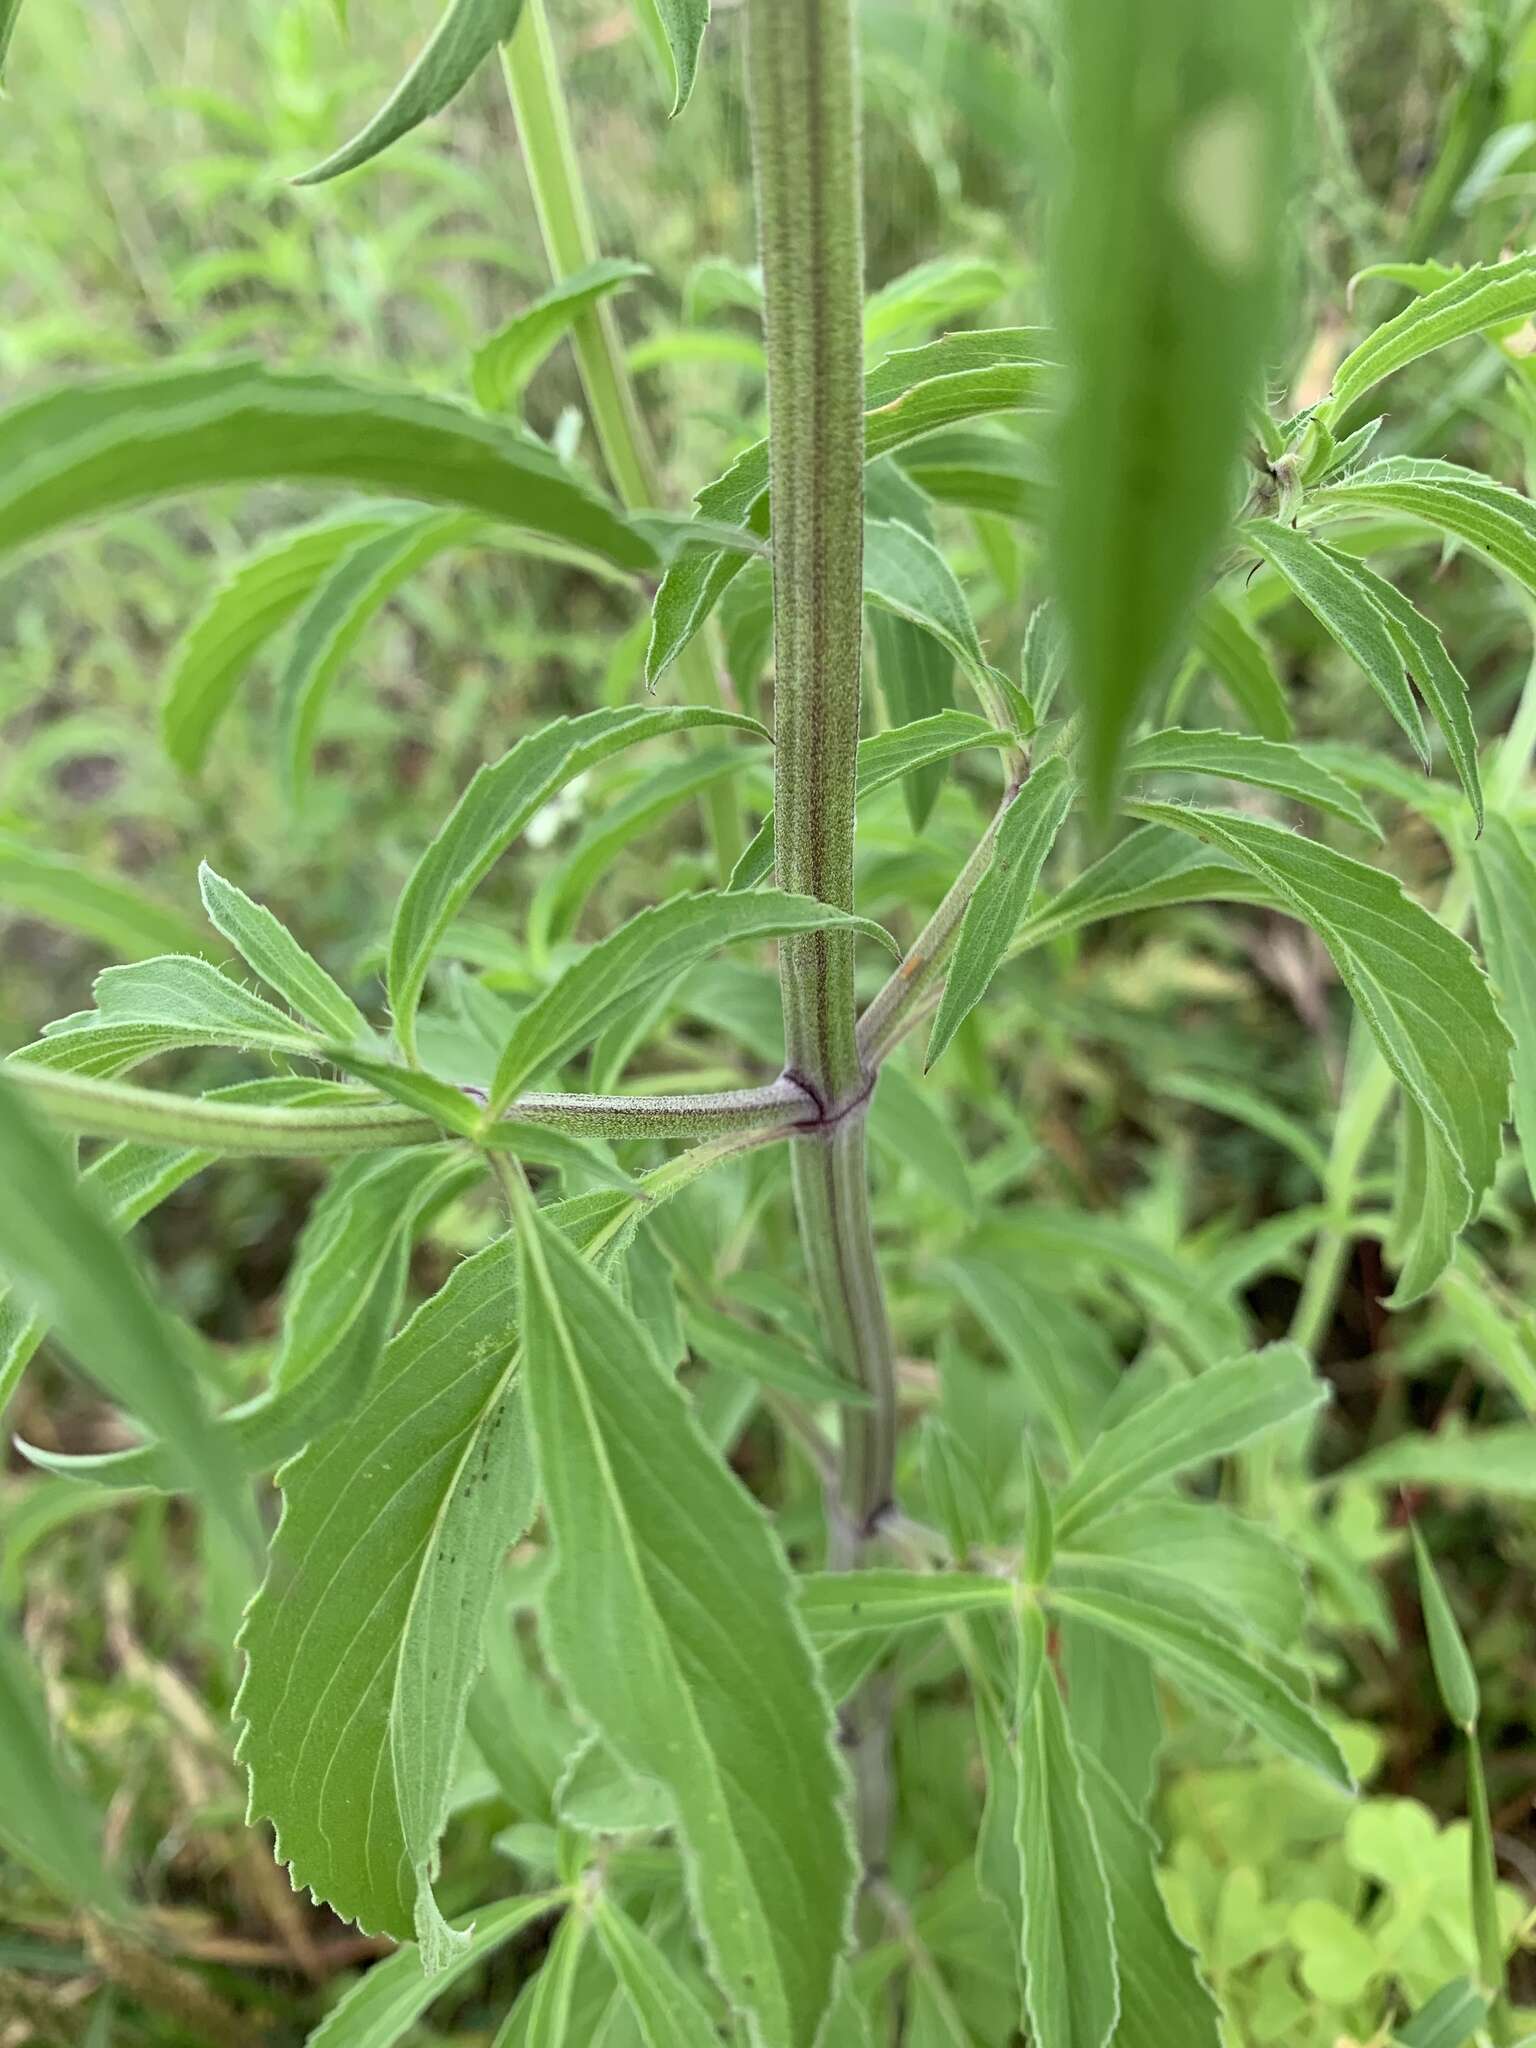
xmin=1012 ymin=822 xmax=1275 ymax=953
xmin=238 ymin=1237 xmax=536 ymax=1956
xmin=1471 ymin=813 xmax=1536 ymax=1201
xmin=0 ymin=362 xmax=653 ymax=583
xmin=1241 ymin=522 xmax=1430 ymax=767
xmin=305 ymin=1893 xmax=562 ymax=2048
xmin=729 ymin=710 xmax=1007 ymax=892
xmin=0 ymin=1071 xmax=249 ymax=1529
xmin=1125 ymin=728 xmax=1379 ymax=835
xmin=1133 ymin=803 xmax=1509 ymax=1238
xmin=594 ymin=1897 xmax=724 ymax=2048
xmin=276 ymin=511 xmax=477 ymax=795
xmin=1047 ymin=1560 xmax=1353 ymax=1785
xmin=1315 ymin=456 xmax=1536 ymax=597
xmin=161 ymin=504 xmax=417 ymax=773
xmin=1054 ymin=1345 xmax=1324 ymax=1542
xmin=514 ymin=1195 xmax=854 ymax=2048
xmin=473 ymin=259 xmax=651 ymax=413
xmin=1189 ymin=593 xmax=1292 ymax=740
xmin=864 ymin=256 xmax=1009 ymax=352
xmin=648 ymin=331 xmax=1055 ymax=686
xmin=1078 ymin=1751 xmax=1221 ymax=2048
xmin=0 ymin=833 xmax=207 ymax=959
xmin=1410 ymin=1523 xmax=1480 ymax=1732
xmin=388 ymin=705 xmax=764 ymax=1058
xmin=297 ymin=0 xmax=526 ymax=184
xmin=1015 ymin=1657 xmax=1119 ymax=2048
xmin=0 ymin=1629 xmax=125 ymax=1917
xmin=1387 ymin=1098 xmax=1465 ymax=1308
xmin=797 ymin=1570 xmax=1013 ymax=1641
xmin=486 ymin=890 xmax=895 ymax=1114
xmin=80 ymin=953 xmax=320 ymax=1059
xmin=198 ymin=863 xmax=371 ymax=1045
xmin=1050 ymin=0 xmax=1297 ymax=811
xmin=926 ymin=758 xmax=1075 ymax=1070
xmin=1324 ymin=251 xmax=1536 ymax=419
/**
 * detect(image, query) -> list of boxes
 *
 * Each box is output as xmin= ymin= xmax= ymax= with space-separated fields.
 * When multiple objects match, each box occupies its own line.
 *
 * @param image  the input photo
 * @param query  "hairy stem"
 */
xmin=747 ymin=0 xmax=898 ymax=1877
xmin=501 ymin=1 xmax=742 ymax=874
xmin=8 ymin=1063 xmax=815 ymax=1156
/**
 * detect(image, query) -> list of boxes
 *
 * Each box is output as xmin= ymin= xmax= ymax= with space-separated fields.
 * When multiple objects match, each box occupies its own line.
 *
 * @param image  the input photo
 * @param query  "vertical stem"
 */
xmin=747 ymin=0 xmax=867 ymax=1105
xmin=747 ymin=0 xmax=899 ymax=1875
xmin=500 ymin=2 xmax=743 ymax=875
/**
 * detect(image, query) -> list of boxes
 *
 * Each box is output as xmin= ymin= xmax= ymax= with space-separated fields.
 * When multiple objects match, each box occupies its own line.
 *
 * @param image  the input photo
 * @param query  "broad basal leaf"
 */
xmin=160 ymin=504 xmax=418 ymax=773
xmin=298 ymin=0 xmax=526 ymax=184
xmin=515 ymin=1194 xmax=855 ymax=2048
xmin=0 ymin=362 xmax=653 ymax=582
xmin=1322 ymin=251 xmax=1536 ymax=421
xmin=926 ymin=757 xmax=1075 ymax=1070
xmin=487 ymin=889 xmax=894 ymax=1113
xmin=1134 ymin=804 xmax=1509 ymax=1262
xmin=1054 ymin=1344 xmax=1324 ymax=1542
xmin=388 ymin=704 xmax=764 ymax=1057
xmin=199 ymin=863 xmax=371 ymax=1046
xmin=238 ymin=1236 xmax=535 ymax=1963
xmin=473 ymin=259 xmax=651 ymax=413
xmin=1050 ymin=0 xmax=1297 ymax=810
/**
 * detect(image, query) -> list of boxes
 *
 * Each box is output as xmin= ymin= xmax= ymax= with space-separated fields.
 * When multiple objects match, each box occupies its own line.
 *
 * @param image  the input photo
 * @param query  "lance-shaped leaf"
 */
xmin=1315 ymin=456 xmax=1536 ymax=595
xmin=74 ymin=953 xmax=322 ymax=1060
xmin=1047 ymin=1560 xmax=1352 ymax=1785
xmin=648 ymin=330 xmax=1056 ymax=686
xmin=0 ymin=1628 xmax=125 ymax=1919
xmin=0 ymin=0 xmax=22 ymax=79
xmin=1354 ymin=1426 xmax=1536 ymax=1499
xmin=237 ymin=1237 xmax=536 ymax=1963
xmin=298 ymin=0 xmax=527 ymax=185
xmin=1190 ymin=593 xmax=1292 ymax=740
xmin=198 ymin=863 xmax=371 ymax=1045
xmin=634 ymin=0 xmax=710 ymax=116
xmin=729 ymin=709 xmax=1008 ymax=892
xmin=1410 ymin=1522 xmax=1480 ymax=1734
xmin=1125 ymin=728 xmax=1379 ymax=836
xmin=161 ymin=504 xmax=419 ymax=773
xmin=1471 ymin=813 xmax=1536 ymax=1202
xmin=798 ymin=1570 xmax=1014 ymax=1642
xmin=869 ymin=612 xmax=955 ymax=831
xmin=1015 ymin=1655 xmax=1119 ymax=2048
xmin=1322 ymin=251 xmax=1536 ymax=421
xmin=1079 ymin=1751 xmax=1220 ymax=2048
xmin=862 ymin=518 xmax=1007 ymax=716
xmin=1394 ymin=1978 xmax=1489 ymax=2048
xmin=1012 ymin=822 xmax=1276 ymax=954
xmin=0 ymin=361 xmax=653 ymax=580
xmin=865 ymin=256 xmax=1010 ymax=352
xmin=473 ymin=259 xmax=650 ymax=413
xmin=276 ymin=510 xmax=479 ymax=794
xmin=594 ymin=1897 xmax=725 ymax=2048
xmin=0 ymin=832 xmax=208 ymax=959
xmin=0 ymin=1071 xmax=249 ymax=1529
xmin=1134 ymin=804 xmax=1509 ymax=1236
xmin=926 ymin=757 xmax=1075 ymax=1071
xmin=1242 ymin=522 xmax=1430 ymax=765
xmin=305 ymin=1893 xmax=563 ymax=2048
xmin=1066 ymin=1500 xmax=1306 ymax=1654
xmin=514 ymin=1194 xmax=855 ymax=2048
xmin=683 ymin=1299 xmax=872 ymax=1407
xmin=388 ymin=703 xmax=764 ymax=1057
xmin=1049 ymin=0 xmax=1297 ymax=811
xmin=1054 ymin=1344 xmax=1323 ymax=1542
xmin=487 ymin=889 xmax=894 ymax=1114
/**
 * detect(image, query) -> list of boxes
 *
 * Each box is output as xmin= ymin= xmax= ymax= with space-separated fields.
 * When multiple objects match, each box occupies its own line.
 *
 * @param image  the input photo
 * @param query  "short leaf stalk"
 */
xmin=501 ymin=0 xmax=743 ymax=875
xmin=746 ymin=0 xmax=899 ymax=1871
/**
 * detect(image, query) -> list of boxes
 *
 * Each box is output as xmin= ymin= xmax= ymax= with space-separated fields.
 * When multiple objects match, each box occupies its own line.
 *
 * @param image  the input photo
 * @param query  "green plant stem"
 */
xmin=8 ymin=1063 xmax=815 ymax=1156
xmin=746 ymin=0 xmax=900 ymax=1879
xmin=500 ymin=1 xmax=742 ymax=877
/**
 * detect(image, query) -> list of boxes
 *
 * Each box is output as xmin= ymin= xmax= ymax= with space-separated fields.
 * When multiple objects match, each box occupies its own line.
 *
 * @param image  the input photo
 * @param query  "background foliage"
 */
xmin=2 ymin=1 xmax=1536 ymax=2043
